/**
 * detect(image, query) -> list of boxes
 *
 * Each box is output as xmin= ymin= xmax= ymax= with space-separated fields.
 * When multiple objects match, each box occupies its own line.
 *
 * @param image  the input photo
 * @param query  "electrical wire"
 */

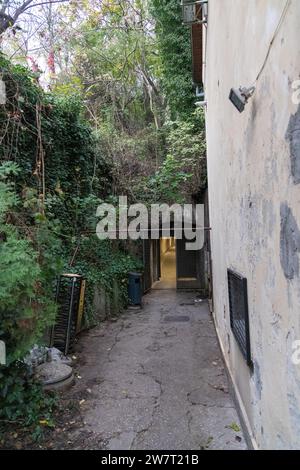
xmin=253 ymin=0 xmax=291 ymax=86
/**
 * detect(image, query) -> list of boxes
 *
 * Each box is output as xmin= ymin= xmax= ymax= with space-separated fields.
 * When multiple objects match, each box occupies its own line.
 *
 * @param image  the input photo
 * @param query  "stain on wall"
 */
xmin=253 ymin=360 xmax=263 ymax=400
xmin=280 ymin=203 xmax=300 ymax=280
xmin=205 ymin=0 xmax=300 ymax=449
xmin=286 ymin=105 xmax=300 ymax=184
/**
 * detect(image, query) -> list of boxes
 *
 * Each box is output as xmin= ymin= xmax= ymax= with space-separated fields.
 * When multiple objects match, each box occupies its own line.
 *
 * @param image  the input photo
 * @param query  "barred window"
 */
xmin=227 ymin=269 xmax=252 ymax=367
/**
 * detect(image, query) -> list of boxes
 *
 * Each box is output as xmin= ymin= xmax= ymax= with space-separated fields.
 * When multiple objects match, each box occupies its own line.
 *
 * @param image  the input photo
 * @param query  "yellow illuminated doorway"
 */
xmin=153 ymin=237 xmax=176 ymax=290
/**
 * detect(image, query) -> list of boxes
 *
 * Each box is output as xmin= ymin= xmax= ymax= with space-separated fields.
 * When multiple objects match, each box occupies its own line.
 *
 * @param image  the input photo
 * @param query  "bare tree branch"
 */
xmin=0 ymin=0 xmax=10 ymax=15
xmin=22 ymin=0 xmax=69 ymax=14
xmin=0 ymin=0 xmax=69 ymax=35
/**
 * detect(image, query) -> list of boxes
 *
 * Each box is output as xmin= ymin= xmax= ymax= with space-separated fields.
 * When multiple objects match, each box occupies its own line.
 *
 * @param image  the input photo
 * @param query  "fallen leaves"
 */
xmin=226 ymin=422 xmax=241 ymax=433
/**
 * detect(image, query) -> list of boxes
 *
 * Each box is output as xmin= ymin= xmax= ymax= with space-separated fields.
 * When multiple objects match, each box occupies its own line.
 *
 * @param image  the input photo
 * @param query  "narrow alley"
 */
xmin=64 ymin=290 xmax=246 ymax=450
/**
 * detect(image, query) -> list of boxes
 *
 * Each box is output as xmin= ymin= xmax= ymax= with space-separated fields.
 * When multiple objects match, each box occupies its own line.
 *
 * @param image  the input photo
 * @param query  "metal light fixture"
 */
xmin=229 ymin=86 xmax=256 ymax=113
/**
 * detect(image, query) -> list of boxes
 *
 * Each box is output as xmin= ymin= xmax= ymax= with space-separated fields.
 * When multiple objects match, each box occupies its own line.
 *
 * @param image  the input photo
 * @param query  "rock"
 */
xmin=35 ymin=362 xmax=74 ymax=391
xmin=23 ymin=345 xmax=48 ymax=371
xmin=48 ymin=347 xmax=73 ymax=366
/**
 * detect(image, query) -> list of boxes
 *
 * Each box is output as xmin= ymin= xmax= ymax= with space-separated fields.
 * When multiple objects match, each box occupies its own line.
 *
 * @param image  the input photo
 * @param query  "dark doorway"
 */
xmin=176 ymin=237 xmax=203 ymax=290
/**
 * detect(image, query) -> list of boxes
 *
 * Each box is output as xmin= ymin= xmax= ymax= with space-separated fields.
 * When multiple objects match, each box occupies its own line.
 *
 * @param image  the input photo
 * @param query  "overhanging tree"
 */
xmin=0 ymin=0 xmax=69 ymax=35
xmin=150 ymin=0 xmax=195 ymax=119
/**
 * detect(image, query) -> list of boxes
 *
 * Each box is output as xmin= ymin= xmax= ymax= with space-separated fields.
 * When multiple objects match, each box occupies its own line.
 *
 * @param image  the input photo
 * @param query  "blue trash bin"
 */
xmin=128 ymin=272 xmax=142 ymax=306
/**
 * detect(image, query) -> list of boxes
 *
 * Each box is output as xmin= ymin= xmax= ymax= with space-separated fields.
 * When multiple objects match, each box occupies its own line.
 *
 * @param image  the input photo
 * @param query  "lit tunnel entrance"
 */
xmin=142 ymin=224 xmax=206 ymax=292
xmin=153 ymin=238 xmax=176 ymax=290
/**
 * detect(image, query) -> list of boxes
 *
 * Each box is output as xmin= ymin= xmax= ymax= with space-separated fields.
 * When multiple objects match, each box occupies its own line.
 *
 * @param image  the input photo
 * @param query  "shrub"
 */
xmin=0 ymin=164 xmax=58 ymax=365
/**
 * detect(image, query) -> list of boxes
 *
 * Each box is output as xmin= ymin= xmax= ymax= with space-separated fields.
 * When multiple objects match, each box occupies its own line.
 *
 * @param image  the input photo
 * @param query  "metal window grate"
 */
xmin=227 ymin=269 xmax=252 ymax=366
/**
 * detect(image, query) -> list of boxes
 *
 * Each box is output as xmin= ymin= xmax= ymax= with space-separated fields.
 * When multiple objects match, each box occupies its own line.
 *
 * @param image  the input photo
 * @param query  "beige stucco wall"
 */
xmin=204 ymin=0 xmax=300 ymax=449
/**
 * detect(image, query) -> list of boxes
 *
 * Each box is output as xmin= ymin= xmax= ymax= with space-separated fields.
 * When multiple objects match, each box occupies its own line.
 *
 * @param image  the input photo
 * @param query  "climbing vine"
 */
xmin=0 ymin=53 xmax=140 ymax=431
xmin=0 ymin=0 xmax=207 ymax=441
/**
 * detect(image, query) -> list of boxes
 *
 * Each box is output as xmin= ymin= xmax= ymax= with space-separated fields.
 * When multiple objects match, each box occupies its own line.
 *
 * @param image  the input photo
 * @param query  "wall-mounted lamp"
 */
xmin=229 ymin=86 xmax=256 ymax=113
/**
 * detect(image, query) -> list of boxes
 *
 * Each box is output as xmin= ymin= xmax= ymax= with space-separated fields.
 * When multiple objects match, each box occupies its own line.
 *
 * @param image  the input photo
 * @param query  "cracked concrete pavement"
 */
xmin=68 ymin=290 xmax=247 ymax=450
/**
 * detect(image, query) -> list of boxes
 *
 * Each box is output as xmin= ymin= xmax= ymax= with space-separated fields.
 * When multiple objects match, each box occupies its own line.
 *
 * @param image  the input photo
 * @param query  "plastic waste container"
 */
xmin=128 ymin=272 xmax=142 ymax=306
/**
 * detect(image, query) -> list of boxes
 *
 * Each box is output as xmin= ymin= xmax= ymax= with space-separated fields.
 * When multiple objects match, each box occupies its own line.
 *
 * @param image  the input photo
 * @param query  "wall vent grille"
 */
xmin=227 ymin=269 xmax=252 ymax=366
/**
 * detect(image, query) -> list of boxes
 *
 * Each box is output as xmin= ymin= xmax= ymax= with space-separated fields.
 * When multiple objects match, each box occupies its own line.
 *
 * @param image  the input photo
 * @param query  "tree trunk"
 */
xmin=0 ymin=13 xmax=14 ymax=35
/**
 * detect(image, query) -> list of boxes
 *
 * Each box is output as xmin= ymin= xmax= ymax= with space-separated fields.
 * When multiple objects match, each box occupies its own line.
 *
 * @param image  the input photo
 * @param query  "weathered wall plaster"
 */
xmin=280 ymin=203 xmax=300 ymax=280
xmin=205 ymin=0 xmax=300 ymax=449
xmin=286 ymin=105 xmax=300 ymax=184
